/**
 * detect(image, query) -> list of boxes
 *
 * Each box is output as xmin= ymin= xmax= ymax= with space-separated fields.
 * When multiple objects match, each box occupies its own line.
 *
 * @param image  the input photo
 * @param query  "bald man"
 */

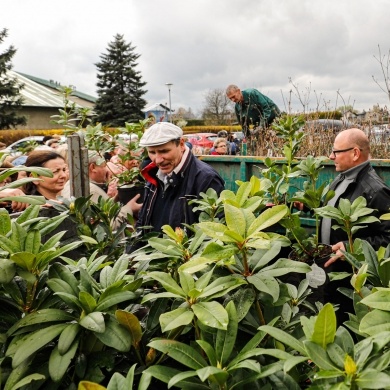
xmin=322 ymin=128 xmax=390 ymax=323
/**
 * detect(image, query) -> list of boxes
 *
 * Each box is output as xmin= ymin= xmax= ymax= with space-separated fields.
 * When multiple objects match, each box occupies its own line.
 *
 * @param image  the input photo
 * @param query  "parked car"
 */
xmin=2 ymin=135 xmax=66 ymax=156
xmin=185 ymin=133 xmax=217 ymax=149
xmin=232 ymin=131 xmax=245 ymax=142
xmin=368 ymin=125 xmax=390 ymax=143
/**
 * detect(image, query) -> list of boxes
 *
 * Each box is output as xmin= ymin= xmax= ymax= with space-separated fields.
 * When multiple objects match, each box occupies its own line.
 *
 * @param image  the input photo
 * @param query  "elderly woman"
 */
xmin=210 ymin=138 xmax=228 ymax=155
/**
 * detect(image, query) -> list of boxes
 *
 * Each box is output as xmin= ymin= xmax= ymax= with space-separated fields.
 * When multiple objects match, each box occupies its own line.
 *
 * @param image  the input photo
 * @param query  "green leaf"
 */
xmin=160 ymin=307 xmax=194 ymax=332
xmin=15 ymin=204 xmax=40 ymax=225
xmin=49 ymin=262 xmax=79 ymax=296
xmin=192 ymin=302 xmax=229 ymax=330
xmin=359 ymin=309 xmax=390 ymax=335
xmin=79 ymin=312 xmax=105 ymax=333
xmin=47 ymin=278 xmax=79 ymax=299
xmin=247 ymin=274 xmax=279 ymax=302
xmin=178 ymin=257 xmax=218 ymax=274
xmin=303 ymin=341 xmax=341 ymax=371
xmin=58 ymin=323 xmax=81 ymax=355
xmin=10 ymin=252 xmax=36 ymax=272
xmin=196 ymin=366 xmax=229 ymax=384
xmin=38 ymin=240 xmax=83 ymax=266
xmin=195 ymin=267 xmax=214 ymax=290
xmin=94 ymin=317 xmax=132 ymax=352
xmin=234 ymin=180 xmax=253 ymax=206
xmin=311 ymin=303 xmax=336 ymax=348
xmin=106 ymin=373 xmax=127 ymax=389
xmin=247 ymin=205 xmax=288 ymax=236
xmin=49 ymin=340 xmax=78 ymax=382
xmin=9 ymin=221 xmax=26 ymax=253
xmin=95 ymin=291 xmax=136 ymax=312
xmin=39 ymin=231 xmax=66 ymax=252
xmin=365 ymin=349 xmax=390 ymax=371
xmin=10 ymin=324 xmax=67 ymax=368
xmin=141 ymin=292 xmax=183 ymax=304
xmin=148 ymin=339 xmax=208 ymax=370
xmin=167 ymin=372 xmax=200 ymax=389
xmin=197 ymin=222 xmax=230 ymax=240
xmin=261 ymin=258 xmax=311 ymax=277
xmin=0 ymin=208 xmax=11 ymax=235
xmin=141 ymin=365 xmax=205 ymax=389
xmin=147 ymin=271 xmax=186 ymax=297
xmin=7 ymin=309 xmax=75 ymax=337
xmin=283 ymin=356 xmax=310 ymax=373
xmin=355 ymin=370 xmax=390 ymax=389
xmin=148 ymin=237 xmax=182 ymax=256
xmin=79 ymin=291 xmax=97 ymax=314
xmin=334 ymin=326 xmax=355 ymax=356
xmin=201 ymin=241 xmax=238 ymax=260
xmin=23 ymin=230 xmax=41 ymax=254
xmin=0 ymin=235 xmax=19 ymax=254
xmin=0 ymin=258 xmax=16 ymax=284
xmin=229 ymin=359 xmax=261 ymax=373
xmin=250 ymin=244 xmax=282 ymax=272
xmin=0 ymin=195 xmax=46 ymax=206
xmin=198 ymin=275 xmax=246 ymax=300
xmin=215 ymin=301 xmax=238 ymax=366
xmin=258 ymin=325 xmax=306 ymax=355
xmin=228 ymin=287 xmax=256 ymax=322
xmin=179 ymin=271 xmax=195 ymax=294
xmin=326 ymin=343 xmax=346 ymax=369
xmin=360 ymin=290 xmax=390 ymax=311
xmin=196 ymin=340 xmax=217 ymax=367
xmin=5 ymin=373 xmax=46 ymax=390
xmin=110 ymin=255 xmax=130 ymax=284
xmin=225 ymin=203 xmax=247 ymax=237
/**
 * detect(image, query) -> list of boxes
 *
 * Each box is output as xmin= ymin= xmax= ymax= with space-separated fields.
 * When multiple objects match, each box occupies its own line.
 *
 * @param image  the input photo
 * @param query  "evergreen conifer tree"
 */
xmin=94 ymin=34 xmax=147 ymax=127
xmin=0 ymin=28 xmax=26 ymax=129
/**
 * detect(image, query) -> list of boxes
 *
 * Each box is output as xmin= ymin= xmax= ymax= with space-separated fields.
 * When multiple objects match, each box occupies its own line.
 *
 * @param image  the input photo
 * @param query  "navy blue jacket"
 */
xmin=136 ymin=152 xmax=224 ymax=235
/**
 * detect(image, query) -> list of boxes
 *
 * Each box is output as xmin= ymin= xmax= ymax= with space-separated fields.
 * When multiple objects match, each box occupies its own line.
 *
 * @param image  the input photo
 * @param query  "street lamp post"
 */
xmin=165 ymin=83 xmax=173 ymax=122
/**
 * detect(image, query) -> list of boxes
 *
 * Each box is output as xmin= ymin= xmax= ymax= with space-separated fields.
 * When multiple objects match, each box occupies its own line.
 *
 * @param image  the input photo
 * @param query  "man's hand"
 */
xmin=126 ymin=194 xmax=143 ymax=218
xmin=324 ymin=241 xmax=346 ymax=267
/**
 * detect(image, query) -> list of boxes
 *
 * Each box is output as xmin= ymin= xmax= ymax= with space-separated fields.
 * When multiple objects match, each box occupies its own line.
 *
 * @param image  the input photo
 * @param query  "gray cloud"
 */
xmin=1 ymin=0 xmax=389 ymax=117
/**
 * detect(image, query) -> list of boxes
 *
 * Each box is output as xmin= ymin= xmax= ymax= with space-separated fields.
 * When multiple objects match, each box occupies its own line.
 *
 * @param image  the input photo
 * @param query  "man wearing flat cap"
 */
xmin=134 ymin=122 xmax=224 ymax=240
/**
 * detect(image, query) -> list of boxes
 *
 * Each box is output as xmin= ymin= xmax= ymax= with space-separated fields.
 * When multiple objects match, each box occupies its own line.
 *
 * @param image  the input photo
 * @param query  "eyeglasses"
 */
xmin=330 ymin=147 xmax=355 ymax=156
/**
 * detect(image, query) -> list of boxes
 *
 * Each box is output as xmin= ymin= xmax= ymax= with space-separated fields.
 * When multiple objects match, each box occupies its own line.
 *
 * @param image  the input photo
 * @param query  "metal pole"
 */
xmin=165 ymin=83 xmax=173 ymax=122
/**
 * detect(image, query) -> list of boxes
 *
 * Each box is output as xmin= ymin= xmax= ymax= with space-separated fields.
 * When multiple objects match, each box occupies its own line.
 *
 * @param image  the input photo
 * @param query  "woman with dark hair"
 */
xmin=23 ymin=150 xmax=68 ymax=199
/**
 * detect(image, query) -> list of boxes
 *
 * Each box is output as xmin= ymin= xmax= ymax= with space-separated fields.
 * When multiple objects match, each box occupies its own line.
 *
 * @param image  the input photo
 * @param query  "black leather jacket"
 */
xmin=324 ymin=163 xmax=390 ymax=250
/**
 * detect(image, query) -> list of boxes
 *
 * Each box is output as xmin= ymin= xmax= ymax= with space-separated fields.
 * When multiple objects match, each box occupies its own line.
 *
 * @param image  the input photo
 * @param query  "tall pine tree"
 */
xmin=0 ymin=28 xmax=26 ymax=129
xmin=94 ymin=34 xmax=147 ymax=127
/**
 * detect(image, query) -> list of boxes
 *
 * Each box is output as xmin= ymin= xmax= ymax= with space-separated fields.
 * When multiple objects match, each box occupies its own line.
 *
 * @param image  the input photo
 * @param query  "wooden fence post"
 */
xmin=67 ymin=132 xmax=89 ymax=198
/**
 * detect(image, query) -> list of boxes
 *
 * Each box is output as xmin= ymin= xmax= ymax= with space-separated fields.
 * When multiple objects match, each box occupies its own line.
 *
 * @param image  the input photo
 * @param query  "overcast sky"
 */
xmin=1 ymin=0 xmax=389 ymax=116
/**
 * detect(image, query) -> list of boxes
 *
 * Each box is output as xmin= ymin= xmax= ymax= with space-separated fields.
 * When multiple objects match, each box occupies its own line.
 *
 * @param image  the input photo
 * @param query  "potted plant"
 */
xmin=283 ymin=155 xmax=335 ymax=262
xmin=84 ymin=119 xmax=149 ymax=205
xmin=111 ymin=121 xmax=148 ymax=204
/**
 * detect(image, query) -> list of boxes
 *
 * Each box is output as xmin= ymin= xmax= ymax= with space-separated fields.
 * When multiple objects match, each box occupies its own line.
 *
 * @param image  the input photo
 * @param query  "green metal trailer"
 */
xmin=200 ymin=155 xmax=390 ymax=231
xmin=200 ymin=155 xmax=390 ymax=192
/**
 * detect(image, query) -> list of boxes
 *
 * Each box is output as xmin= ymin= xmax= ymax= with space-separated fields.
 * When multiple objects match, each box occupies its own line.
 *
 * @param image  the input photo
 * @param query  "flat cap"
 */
xmin=139 ymin=122 xmax=183 ymax=147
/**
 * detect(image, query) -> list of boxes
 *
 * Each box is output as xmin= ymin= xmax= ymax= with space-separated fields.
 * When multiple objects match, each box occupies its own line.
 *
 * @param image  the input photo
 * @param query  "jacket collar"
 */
xmin=142 ymin=146 xmax=192 ymax=188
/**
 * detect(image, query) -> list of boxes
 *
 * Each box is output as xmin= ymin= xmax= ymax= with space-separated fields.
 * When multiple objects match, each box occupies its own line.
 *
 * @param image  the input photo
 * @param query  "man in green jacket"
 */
xmin=226 ymin=84 xmax=281 ymax=136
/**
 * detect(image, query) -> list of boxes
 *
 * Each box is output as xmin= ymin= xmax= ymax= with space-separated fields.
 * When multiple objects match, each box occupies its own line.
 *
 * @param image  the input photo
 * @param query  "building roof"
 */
xmin=142 ymin=103 xmax=171 ymax=112
xmin=18 ymin=72 xmax=97 ymax=103
xmin=4 ymin=70 xmax=96 ymax=108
